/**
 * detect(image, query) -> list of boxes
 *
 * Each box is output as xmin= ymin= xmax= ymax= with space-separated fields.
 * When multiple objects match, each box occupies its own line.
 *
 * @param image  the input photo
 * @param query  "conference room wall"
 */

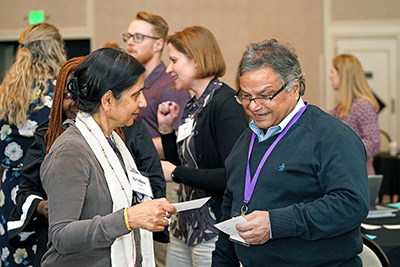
xmin=0 ymin=0 xmax=399 ymax=107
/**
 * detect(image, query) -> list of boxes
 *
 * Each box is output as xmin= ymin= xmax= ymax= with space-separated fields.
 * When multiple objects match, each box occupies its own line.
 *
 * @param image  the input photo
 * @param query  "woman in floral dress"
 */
xmin=0 ymin=23 xmax=66 ymax=266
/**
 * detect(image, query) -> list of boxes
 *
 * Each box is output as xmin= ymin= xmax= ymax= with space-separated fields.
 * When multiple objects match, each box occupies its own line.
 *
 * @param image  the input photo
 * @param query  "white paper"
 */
xmin=383 ymin=224 xmax=400 ymax=230
xmin=172 ymin=197 xmax=211 ymax=212
xmin=361 ymin=223 xmax=382 ymax=230
xmin=367 ymin=209 xmax=397 ymax=219
xmin=214 ymin=216 xmax=249 ymax=245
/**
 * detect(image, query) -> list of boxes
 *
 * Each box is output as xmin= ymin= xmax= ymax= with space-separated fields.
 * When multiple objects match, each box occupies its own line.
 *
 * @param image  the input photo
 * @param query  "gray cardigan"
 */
xmin=40 ymin=124 xmax=130 ymax=266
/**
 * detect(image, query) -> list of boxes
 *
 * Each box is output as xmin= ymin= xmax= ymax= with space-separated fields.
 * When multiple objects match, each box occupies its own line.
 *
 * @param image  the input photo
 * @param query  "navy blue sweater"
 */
xmin=212 ymin=105 xmax=369 ymax=267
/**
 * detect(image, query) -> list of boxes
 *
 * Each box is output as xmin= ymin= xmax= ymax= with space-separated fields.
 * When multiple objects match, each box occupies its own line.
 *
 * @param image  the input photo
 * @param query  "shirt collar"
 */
xmin=250 ymin=97 xmax=305 ymax=142
xmin=183 ymin=77 xmax=221 ymax=118
xmin=144 ymin=62 xmax=166 ymax=89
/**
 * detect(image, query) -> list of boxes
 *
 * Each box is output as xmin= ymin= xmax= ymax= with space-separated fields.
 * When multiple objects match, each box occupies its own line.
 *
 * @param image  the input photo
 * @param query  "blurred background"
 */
xmin=1 ymin=0 xmax=399 ymax=141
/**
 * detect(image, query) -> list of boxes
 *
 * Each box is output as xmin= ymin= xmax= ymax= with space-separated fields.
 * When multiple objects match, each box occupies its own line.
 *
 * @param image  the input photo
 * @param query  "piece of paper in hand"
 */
xmin=172 ymin=197 xmax=211 ymax=212
xmin=214 ymin=216 xmax=249 ymax=246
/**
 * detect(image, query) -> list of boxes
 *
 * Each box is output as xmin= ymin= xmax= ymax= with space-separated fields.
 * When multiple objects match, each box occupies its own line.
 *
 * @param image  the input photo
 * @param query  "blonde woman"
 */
xmin=0 ymin=23 xmax=66 ymax=266
xmin=329 ymin=54 xmax=380 ymax=175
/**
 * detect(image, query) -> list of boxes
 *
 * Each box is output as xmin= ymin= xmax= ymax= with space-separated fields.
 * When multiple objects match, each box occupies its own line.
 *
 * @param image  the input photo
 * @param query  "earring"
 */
xmin=107 ymin=109 xmax=110 ymax=112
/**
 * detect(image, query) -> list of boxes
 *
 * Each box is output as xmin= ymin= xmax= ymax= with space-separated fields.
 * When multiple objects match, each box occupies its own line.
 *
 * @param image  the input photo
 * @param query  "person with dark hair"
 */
xmin=157 ymin=26 xmax=248 ymax=267
xmin=212 ymin=39 xmax=369 ymax=266
xmin=40 ymin=48 xmax=176 ymax=267
xmin=0 ymin=22 xmax=66 ymax=267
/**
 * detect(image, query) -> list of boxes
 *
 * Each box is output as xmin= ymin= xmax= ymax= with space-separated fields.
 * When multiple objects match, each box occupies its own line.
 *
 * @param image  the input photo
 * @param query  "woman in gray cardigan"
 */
xmin=40 ymin=48 xmax=176 ymax=267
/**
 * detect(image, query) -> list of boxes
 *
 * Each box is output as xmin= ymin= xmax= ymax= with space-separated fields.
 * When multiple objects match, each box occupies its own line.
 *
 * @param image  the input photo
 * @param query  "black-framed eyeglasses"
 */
xmin=234 ymin=83 xmax=287 ymax=106
xmin=122 ymin=33 xmax=160 ymax=43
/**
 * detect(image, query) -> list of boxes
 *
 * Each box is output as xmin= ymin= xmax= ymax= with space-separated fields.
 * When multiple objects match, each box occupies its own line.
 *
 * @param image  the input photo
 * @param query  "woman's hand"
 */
xmin=36 ymin=200 xmax=49 ymax=217
xmin=127 ymin=198 xmax=176 ymax=232
xmin=157 ymin=101 xmax=180 ymax=133
xmin=161 ymin=160 xmax=176 ymax=182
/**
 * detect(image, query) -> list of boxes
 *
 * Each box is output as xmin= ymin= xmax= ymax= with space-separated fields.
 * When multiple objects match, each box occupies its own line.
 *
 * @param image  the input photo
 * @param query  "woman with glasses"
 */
xmin=157 ymin=26 xmax=248 ymax=267
xmin=0 ymin=23 xmax=66 ymax=267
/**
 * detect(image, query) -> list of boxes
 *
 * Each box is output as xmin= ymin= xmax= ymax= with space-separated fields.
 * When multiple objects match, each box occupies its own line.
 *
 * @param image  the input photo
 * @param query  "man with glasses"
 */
xmin=212 ymin=39 xmax=369 ymax=266
xmin=123 ymin=12 xmax=190 ymax=159
xmin=123 ymin=12 xmax=190 ymax=267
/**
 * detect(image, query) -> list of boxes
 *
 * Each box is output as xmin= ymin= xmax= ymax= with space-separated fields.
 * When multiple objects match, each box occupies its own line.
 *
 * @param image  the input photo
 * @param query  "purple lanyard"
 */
xmin=242 ymin=103 xmax=308 ymax=215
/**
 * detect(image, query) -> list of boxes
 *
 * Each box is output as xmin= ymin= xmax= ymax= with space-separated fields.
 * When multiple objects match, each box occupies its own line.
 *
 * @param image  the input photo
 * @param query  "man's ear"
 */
xmin=292 ymin=79 xmax=300 ymax=94
xmin=154 ymin=38 xmax=165 ymax=53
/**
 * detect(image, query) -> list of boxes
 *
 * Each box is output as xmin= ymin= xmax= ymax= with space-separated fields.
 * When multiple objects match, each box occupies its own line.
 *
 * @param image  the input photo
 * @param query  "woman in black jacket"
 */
xmin=157 ymin=25 xmax=248 ymax=267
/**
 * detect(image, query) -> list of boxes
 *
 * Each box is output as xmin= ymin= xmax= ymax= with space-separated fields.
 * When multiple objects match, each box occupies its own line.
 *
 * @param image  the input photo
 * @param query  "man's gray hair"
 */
xmin=238 ymin=39 xmax=305 ymax=96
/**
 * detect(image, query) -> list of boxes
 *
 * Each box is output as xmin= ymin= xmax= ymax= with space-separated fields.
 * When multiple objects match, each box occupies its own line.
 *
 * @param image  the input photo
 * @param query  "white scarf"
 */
xmin=75 ymin=112 xmax=155 ymax=267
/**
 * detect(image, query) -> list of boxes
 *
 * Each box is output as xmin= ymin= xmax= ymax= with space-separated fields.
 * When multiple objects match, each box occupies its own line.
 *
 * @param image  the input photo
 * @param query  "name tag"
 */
xmin=176 ymin=119 xmax=194 ymax=143
xmin=127 ymin=170 xmax=153 ymax=198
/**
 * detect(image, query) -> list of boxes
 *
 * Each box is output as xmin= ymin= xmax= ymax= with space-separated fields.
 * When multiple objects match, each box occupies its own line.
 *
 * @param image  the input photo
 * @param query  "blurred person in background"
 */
xmin=124 ymin=11 xmax=190 ymax=159
xmin=0 ymin=22 xmax=66 ymax=267
xmin=104 ymin=40 xmax=120 ymax=48
xmin=329 ymin=54 xmax=380 ymax=175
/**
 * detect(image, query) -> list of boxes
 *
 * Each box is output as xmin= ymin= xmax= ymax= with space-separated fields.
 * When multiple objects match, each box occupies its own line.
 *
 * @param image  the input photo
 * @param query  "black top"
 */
xmin=161 ymin=83 xmax=248 ymax=222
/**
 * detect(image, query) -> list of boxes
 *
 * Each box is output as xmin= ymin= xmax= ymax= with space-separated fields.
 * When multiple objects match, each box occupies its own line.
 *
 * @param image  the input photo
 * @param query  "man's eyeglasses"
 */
xmin=234 ymin=83 xmax=287 ymax=106
xmin=122 ymin=33 xmax=160 ymax=43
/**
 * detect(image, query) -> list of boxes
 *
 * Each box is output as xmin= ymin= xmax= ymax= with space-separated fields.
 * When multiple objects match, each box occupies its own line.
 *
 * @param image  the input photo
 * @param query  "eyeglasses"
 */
xmin=234 ymin=83 xmax=287 ymax=106
xmin=122 ymin=33 xmax=159 ymax=43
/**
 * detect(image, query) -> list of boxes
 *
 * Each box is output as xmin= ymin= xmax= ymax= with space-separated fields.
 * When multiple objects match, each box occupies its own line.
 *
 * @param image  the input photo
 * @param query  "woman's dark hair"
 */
xmin=68 ymin=47 xmax=145 ymax=114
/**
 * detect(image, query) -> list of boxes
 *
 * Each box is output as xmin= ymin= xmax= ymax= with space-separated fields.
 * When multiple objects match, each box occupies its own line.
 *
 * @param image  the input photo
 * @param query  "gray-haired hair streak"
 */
xmin=238 ymin=39 xmax=305 ymax=96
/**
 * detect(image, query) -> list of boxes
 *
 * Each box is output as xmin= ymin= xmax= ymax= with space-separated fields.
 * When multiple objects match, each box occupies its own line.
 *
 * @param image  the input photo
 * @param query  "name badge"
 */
xmin=127 ymin=170 xmax=153 ymax=198
xmin=176 ymin=119 xmax=194 ymax=143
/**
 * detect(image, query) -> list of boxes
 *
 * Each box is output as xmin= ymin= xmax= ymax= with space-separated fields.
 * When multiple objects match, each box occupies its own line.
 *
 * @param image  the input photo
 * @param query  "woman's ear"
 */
xmin=101 ymin=90 xmax=113 ymax=112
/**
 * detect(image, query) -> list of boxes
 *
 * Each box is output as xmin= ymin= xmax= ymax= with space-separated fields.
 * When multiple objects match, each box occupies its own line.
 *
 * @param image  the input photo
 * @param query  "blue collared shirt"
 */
xmin=249 ymin=97 xmax=305 ymax=143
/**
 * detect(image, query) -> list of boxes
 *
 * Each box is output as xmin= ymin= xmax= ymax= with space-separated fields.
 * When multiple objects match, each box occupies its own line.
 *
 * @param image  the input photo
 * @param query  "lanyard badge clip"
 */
xmin=241 ymin=204 xmax=248 ymax=216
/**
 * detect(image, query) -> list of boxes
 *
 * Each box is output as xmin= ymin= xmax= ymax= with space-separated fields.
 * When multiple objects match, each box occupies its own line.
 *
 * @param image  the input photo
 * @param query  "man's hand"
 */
xmin=236 ymin=210 xmax=270 ymax=245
